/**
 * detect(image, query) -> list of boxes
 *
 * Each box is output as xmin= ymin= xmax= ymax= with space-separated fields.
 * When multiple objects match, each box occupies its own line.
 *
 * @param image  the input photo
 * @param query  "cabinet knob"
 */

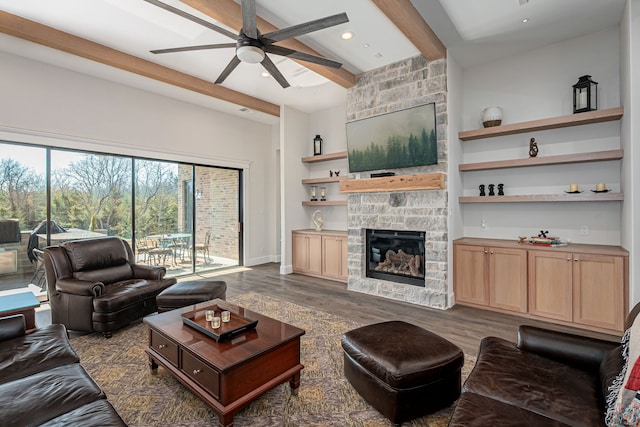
xmin=574 ymin=258 xmax=579 ymax=262
xmin=566 ymin=258 xmax=571 ymax=261
xmin=193 ymin=369 xmax=201 ymax=375
xmin=158 ymin=344 xmax=167 ymax=349
xmin=484 ymin=250 xmax=488 ymax=254
xmin=490 ymin=251 xmax=494 ymax=255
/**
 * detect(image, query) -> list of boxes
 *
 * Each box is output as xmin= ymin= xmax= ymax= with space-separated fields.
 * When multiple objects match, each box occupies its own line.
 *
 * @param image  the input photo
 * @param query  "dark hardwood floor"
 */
xmin=36 ymin=262 xmax=620 ymax=356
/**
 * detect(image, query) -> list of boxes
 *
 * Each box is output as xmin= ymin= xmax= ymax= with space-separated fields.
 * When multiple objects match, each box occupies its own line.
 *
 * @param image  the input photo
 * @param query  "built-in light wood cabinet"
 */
xmin=322 ymin=234 xmax=348 ymax=281
xmin=454 ymin=244 xmax=527 ymax=313
xmin=292 ymin=230 xmax=347 ymax=282
xmin=292 ymin=231 xmax=322 ymax=276
xmin=529 ymin=250 xmax=625 ymax=332
xmin=454 ymin=237 xmax=628 ymax=335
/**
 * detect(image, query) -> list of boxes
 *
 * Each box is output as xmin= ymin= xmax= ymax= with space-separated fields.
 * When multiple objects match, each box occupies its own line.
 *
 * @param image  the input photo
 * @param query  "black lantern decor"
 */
xmin=572 ymin=75 xmax=598 ymax=114
xmin=313 ymin=134 xmax=323 ymax=156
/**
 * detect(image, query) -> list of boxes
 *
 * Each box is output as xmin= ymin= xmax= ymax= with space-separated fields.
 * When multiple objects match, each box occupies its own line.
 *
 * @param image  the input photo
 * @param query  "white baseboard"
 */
xmin=280 ymin=264 xmax=293 ymax=275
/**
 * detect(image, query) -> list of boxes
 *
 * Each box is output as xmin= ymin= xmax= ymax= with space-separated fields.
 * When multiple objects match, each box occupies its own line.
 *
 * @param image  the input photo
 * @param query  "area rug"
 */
xmin=70 ymin=293 xmax=476 ymax=426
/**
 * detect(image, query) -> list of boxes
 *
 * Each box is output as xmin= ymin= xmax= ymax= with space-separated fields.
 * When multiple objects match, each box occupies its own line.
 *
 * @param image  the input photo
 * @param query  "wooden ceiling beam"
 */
xmin=182 ymin=0 xmax=356 ymax=88
xmin=0 ymin=10 xmax=281 ymax=117
xmin=371 ymin=0 xmax=446 ymax=61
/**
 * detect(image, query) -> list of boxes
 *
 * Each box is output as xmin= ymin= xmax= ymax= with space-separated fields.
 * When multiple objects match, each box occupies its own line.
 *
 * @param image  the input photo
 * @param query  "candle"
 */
xmin=596 ymin=183 xmax=606 ymax=192
xmin=579 ymin=91 xmax=587 ymax=109
xmin=211 ymin=317 xmax=221 ymax=329
xmin=569 ymin=184 xmax=578 ymax=192
xmin=221 ymin=311 xmax=230 ymax=323
xmin=205 ymin=310 xmax=214 ymax=321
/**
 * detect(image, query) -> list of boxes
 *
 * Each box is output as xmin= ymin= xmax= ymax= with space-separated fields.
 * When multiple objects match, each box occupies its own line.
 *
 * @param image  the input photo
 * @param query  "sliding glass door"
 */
xmin=0 ymin=140 xmax=243 ymax=292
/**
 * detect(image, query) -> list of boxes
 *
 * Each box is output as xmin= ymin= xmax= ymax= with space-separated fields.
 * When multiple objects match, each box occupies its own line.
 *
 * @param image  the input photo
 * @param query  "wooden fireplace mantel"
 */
xmin=339 ymin=173 xmax=445 ymax=193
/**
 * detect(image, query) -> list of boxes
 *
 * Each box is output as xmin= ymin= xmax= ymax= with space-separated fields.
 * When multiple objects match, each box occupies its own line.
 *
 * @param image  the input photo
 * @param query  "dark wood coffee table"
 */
xmin=144 ymin=299 xmax=305 ymax=427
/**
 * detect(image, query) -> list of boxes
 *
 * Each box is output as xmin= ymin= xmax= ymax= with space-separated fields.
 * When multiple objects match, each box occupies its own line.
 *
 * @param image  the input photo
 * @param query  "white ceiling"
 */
xmin=0 ymin=0 xmax=627 ymax=125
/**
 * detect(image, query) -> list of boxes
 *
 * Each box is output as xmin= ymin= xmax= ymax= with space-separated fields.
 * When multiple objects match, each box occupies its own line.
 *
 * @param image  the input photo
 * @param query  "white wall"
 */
xmin=620 ymin=0 xmax=639 ymax=306
xmin=279 ymin=106 xmax=310 ymax=274
xmin=308 ymin=104 xmax=348 ymax=231
xmin=460 ymin=27 xmax=624 ymax=246
xmin=0 ymin=51 xmax=278 ymax=266
xmin=447 ymin=54 xmax=464 ymax=305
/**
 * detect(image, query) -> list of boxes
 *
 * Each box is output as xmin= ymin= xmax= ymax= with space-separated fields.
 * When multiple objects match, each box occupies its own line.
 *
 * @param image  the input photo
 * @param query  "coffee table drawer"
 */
xmin=181 ymin=349 xmax=220 ymax=399
xmin=150 ymin=330 xmax=179 ymax=366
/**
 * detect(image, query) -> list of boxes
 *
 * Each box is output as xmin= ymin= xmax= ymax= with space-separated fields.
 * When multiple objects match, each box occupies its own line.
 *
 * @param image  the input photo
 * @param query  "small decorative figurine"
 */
xmin=518 ymin=236 xmax=527 ymax=244
xmin=529 ymin=137 xmax=539 ymax=157
xmin=329 ymin=170 xmax=334 ymax=177
xmin=479 ymin=184 xmax=486 ymax=196
xmin=312 ymin=210 xmax=323 ymax=231
xmin=538 ymin=230 xmax=549 ymax=238
xmin=334 ymin=170 xmax=340 ymax=177
xmin=488 ymin=184 xmax=495 ymax=196
xmin=497 ymin=183 xmax=504 ymax=196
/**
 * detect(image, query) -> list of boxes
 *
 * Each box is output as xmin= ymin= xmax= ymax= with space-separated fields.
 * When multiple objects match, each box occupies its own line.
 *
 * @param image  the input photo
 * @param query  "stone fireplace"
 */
xmin=345 ymin=55 xmax=449 ymax=309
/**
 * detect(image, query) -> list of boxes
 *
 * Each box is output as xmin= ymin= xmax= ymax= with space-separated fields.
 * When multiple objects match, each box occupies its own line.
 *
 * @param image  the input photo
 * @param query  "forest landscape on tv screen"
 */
xmin=346 ymin=103 xmax=437 ymax=173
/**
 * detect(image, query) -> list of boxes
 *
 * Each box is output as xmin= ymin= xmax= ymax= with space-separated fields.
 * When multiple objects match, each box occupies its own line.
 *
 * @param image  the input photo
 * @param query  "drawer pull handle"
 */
xmin=158 ymin=344 xmax=167 ymax=349
xmin=193 ymin=369 xmax=201 ymax=375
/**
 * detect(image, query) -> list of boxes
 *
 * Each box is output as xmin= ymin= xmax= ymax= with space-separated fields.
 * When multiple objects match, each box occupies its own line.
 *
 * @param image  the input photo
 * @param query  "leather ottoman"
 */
xmin=156 ymin=280 xmax=227 ymax=313
xmin=341 ymin=321 xmax=464 ymax=426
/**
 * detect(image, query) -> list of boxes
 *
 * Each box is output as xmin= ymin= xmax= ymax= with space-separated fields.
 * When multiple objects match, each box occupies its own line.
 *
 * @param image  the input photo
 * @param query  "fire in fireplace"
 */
xmin=365 ymin=229 xmax=425 ymax=287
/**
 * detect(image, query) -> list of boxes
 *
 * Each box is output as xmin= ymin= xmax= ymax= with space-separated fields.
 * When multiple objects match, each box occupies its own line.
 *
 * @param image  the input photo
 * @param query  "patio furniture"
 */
xmin=156 ymin=280 xmax=227 ymax=313
xmin=44 ymin=236 xmax=176 ymax=338
xmin=193 ymin=230 xmax=211 ymax=264
xmin=146 ymin=236 xmax=174 ymax=266
xmin=341 ymin=321 xmax=464 ymax=426
xmin=30 ymin=248 xmax=47 ymax=292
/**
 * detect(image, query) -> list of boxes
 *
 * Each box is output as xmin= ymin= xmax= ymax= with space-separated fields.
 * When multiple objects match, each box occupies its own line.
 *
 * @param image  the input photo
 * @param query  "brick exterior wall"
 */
xmin=346 ymin=56 xmax=449 ymax=309
xmin=178 ymin=166 xmax=239 ymax=262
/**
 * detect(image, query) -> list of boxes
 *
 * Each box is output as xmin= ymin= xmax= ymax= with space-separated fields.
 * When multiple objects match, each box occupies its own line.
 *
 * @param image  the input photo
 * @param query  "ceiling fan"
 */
xmin=144 ymin=0 xmax=349 ymax=88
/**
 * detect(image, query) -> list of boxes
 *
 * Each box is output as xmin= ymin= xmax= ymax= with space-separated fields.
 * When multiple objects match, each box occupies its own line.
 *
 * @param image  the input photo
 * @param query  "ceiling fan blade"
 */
xmin=261 ymin=55 xmax=290 ymax=88
xmin=265 ymin=45 xmax=343 ymax=69
xmin=215 ymin=56 xmax=242 ymax=84
xmin=143 ymin=0 xmax=237 ymax=40
xmin=263 ymin=13 xmax=349 ymax=43
xmin=240 ymin=0 xmax=258 ymax=39
xmin=151 ymin=43 xmax=236 ymax=54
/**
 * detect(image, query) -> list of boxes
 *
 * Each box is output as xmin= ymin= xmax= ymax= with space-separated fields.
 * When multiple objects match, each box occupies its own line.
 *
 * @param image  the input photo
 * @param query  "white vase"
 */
xmin=481 ymin=107 xmax=503 ymax=128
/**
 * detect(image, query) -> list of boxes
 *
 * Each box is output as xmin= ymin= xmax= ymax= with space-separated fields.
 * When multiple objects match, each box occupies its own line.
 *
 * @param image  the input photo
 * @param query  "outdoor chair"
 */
xmin=193 ymin=230 xmax=211 ymax=264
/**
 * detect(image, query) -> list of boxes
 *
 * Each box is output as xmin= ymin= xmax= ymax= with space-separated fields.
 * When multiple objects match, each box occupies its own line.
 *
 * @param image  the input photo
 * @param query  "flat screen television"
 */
xmin=346 ymin=103 xmax=437 ymax=173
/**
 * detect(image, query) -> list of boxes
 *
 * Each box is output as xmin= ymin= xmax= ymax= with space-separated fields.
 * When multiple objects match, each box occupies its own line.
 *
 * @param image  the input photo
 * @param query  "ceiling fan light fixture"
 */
xmin=237 ymin=45 xmax=265 ymax=63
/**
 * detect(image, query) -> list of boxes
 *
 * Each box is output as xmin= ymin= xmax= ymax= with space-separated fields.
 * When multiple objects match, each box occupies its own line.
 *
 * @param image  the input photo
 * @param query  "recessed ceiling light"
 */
xmin=341 ymin=31 xmax=354 ymax=40
xmin=364 ymin=43 xmax=370 ymax=48
xmin=522 ymin=18 xmax=529 ymax=23
xmin=375 ymin=52 xmax=383 ymax=59
xmin=261 ymin=71 xmax=270 ymax=78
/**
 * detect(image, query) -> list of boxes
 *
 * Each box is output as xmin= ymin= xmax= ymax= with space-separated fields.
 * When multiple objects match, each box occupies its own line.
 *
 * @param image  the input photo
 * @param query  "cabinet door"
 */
xmin=489 ymin=247 xmax=527 ymax=313
xmin=322 ymin=235 xmax=346 ymax=280
xmin=454 ymin=244 xmax=489 ymax=306
xmin=528 ymin=250 xmax=572 ymax=321
xmin=307 ymin=234 xmax=322 ymax=275
xmin=573 ymin=253 xmax=625 ymax=332
xmin=292 ymin=233 xmax=309 ymax=272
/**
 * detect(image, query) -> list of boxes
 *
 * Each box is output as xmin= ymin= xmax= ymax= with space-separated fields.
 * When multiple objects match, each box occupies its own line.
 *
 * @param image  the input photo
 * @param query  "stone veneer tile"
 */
xmin=346 ymin=56 xmax=449 ymax=310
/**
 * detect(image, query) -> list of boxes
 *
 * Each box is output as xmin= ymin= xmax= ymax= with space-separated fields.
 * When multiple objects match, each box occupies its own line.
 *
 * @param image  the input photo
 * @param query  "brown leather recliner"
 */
xmin=44 ymin=236 xmax=176 ymax=338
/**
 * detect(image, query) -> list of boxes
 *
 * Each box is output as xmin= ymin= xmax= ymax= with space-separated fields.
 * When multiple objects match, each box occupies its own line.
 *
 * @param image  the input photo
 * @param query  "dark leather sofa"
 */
xmin=448 ymin=303 xmax=640 ymax=426
xmin=44 ymin=236 xmax=176 ymax=337
xmin=0 ymin=314 xmax=126 ymax=426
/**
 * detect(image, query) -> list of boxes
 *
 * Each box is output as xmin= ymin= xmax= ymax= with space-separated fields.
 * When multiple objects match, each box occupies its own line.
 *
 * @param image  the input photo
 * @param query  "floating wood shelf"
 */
xmin=340 ymin=173 xmax=445 ymax=193
xmin=459 ymin=149 xmax=624 ymax=172
xmin=459 ymin=192 xmax=624 ymax=203
xmin=301 ymin=151 xmax=348 ymax=163
xmin=301 ymin=176 xmax=346 ymax=185
xmin=302 ymin=200 xmax=347 ymax=206
xmin=458 ymin=107 xmax=623 ymax=141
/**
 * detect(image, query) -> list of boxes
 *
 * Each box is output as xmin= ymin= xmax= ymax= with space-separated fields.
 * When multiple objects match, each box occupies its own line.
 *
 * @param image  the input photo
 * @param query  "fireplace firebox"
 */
xmin=365 ymin=229 xmax=425 ymax=287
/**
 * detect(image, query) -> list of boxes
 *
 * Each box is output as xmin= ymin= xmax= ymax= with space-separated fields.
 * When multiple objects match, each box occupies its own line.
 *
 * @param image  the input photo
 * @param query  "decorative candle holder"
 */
xmin=221 ymin=311 xmax=230 ymax=323
xmin=211 ymin=317 xmax=221 ymax=329
xmin=205 ymin=310 xmax=214 ymax=321
xmin=320 ymin=187 xmax=326 ymax=201
xmin=310 ymin=185 xmax=318 ymax=201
